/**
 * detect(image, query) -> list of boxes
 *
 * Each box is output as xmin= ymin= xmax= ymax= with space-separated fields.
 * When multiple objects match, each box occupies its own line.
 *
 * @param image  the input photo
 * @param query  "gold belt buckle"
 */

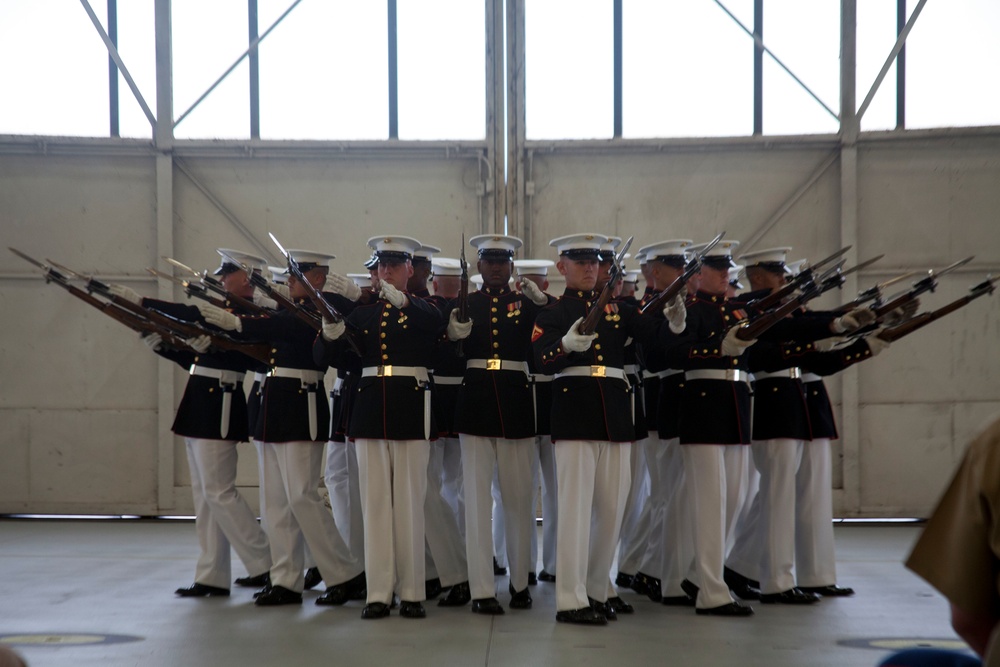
xmin=789 ymin=368 xmax=801 ymax=379
xmin=486 ymin=359 xmax=502 ymax=371
xmin=591 ymin=365 xmax=607 ymax=378
xmin=725 ymin=369 xmax=738 ymax=382
xmin=378 ymin=365 xmax=393 ymax=377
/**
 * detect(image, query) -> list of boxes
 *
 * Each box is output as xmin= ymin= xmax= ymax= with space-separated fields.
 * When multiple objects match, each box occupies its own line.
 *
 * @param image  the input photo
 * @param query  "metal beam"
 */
xmin=856 ymin=0 xmax=927 ymax=122
xmin=613 ymin=0 xmax=622 ymax=138
xmin=388 ymin=0 xmax=399 ymax=139
xmin=80 ymin=0 xmax=157 ymax=130
xmin=107 ymin=0 xmax=119 ymax=137
xmin=248 ymin=0 xmax=260 ymax=139
xmin=714 ymin=0 xmax=839 ymax=122
xmin=173 ymin=0 xmax=304 ymax=130
xmin=753 ymin=0 xmax=762 ymax=135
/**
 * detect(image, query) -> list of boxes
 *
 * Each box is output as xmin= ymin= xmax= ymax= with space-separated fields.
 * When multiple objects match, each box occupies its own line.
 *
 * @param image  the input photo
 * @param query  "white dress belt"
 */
xmin=466 ymin=359 xmax=529 ymax=374
xmin=684 ymin=369 xmax=751 ymax=383
xmin=753 ymin=367 xmax=802 ymax=381
xmin=267 ymin=367 xmax=325 ymax=384
xmin=642 ymin=370 xmax=658 ymax=380
xmin=190 ymin=365 xmax=245 ymax=385
xmin=530 ymin=374 xmax=553 ymax=383
xmin=361 ymin=365 xmax=430 ymax=382
xmin=624 ymin=364 xmax=640 ymax=376
xmin=656 ymin=369 xmax=682 ymax=379
xmin=555 ymin=365 xmax=628 ymax=382
xmin=801 ymin=372 xmax=824 ymax=383
xmin=433 ymin=376 xmax=464 ymax=386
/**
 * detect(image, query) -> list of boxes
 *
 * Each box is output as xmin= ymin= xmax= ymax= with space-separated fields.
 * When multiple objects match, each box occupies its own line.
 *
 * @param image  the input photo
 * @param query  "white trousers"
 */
xmin=356 ymin=438 xmax=429 ymax=604
xmin=491 ymin=470 xmax=507 ymax=570
xmin=536 ymin=434 xmax=558 ymax=575
xmin=795 ymin=438 xmax=837 ymax=587
xmin=647 ymin=437 xmax=694 ymax=596
xmin=324 ymin=440 xmax=365 ymax=562
xmin=425 ymin=439 xmax=468 ymax=587
xmin=440 ymin=436 xmax=465 ymax=538
xmin=462 ymin=434 xmax=536 ymax=598
xmin=185 ymin=438 xmax=271 ymax=589
xmin=617 ymin=437 xmax=651 ymax=575
xmin=554 ymin=440 xmax=631 ymax=611
xmin=750 ymin=438 xmax=805 ymax=594
xmin=259 ymin=440 xmax=361 ymax=592
xmin=682 ymin=444 xmax=749 ymax=609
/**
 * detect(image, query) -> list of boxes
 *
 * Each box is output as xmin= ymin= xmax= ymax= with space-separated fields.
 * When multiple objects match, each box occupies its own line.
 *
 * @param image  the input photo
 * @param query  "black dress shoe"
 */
xmin=253 ymin=583 xmax=271 ymax=600
xmin=175 ymin=583 xmax=230 ymax=597
xmin=607 ymin=596 xmax=634 ymax=615
xmin=660 ymin=595 xmax=697 ymax=607
xmin=696 ymin=601 xmax=755 ymax=616
xmin=615 ymin=571 xmax=634 ymax=588
xmin=254 ymin=585 xmax=302 ymax=606
xmin=632 ymin=571 xmax=662 ymax=602
xmin=538 ymin=570 xmax=556 ymax=583
xmin=680 ymin=579 xmax=700 ymax=600
xmin=493 ymin=558 xmax=507 ymax=576
xmin=347 ymin=571 xmax=367 ymax=600
xmin=361 ymin=602 xmax=391 ymax=619
xmin=471 ymin=597 xmax=506 ymax=615
xmin=303 ymin=567 xmax=322 ymax=590
xmin=438 ymin=581 xmax=471 ymax=607
xmin=760 ymin=588 xmax=821 ymax=604
xmin=589 ymin=597 xmax=616 ymax=621
xmin=425 ymin=577 xmax=443 ymax=600
xmin=556 ymin=607 xmax=608 ymax=625
xmin=315 ymin=571 xmax=367 ymax=606
xmin=509 ymin=584 xmax=532 ymax=610
xmin=399 ymin=601 xmax=426 ymax=619
xmin=723 ymin=567 xmax=761 ymax=600
xmin=234 ymin=572 xmax=270 ymax=588
xmin=528 ymin=571 xmax=537 ymax=586
xmin=798 ymin=584 xmax=855 ymax=597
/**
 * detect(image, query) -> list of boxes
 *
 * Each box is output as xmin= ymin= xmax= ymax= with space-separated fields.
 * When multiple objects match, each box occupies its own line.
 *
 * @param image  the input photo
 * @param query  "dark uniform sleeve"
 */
xmin=533 ymin=306 xmax=576 ymax=375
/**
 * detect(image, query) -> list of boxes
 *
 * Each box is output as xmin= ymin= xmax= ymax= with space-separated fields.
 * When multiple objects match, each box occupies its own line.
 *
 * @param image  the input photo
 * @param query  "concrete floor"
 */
xmin=0 ymin=519 xmax=969 ymax=667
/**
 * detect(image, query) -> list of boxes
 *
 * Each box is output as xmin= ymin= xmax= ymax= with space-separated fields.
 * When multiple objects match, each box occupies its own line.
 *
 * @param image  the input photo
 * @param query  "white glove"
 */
xmin=720 ymin=326 xmax=756 ymax=356
xmin=110 ymin=284 xmax=143 ymax=306
xmin=252 ymin=287 xmax=278 ymax=309
xmin=141 ymin=332 xmax=162 ymax=352
xmin=379 ymin=281 xmax=408 ymax=309
xmin=813 ymin=336 xmax=845 ymax=353
xmin=832 ymin=307 xmax=877 ymax=334
xmin=186 ymin=334 xmax=211 ymax=353
xmin=518 ymin=277 xmax=548 ymax=306
xmin=561 ymin=317 xmax=597 ymax=353
xmin=447 ymin=309 xmax=473 ymax=341
xmin=196 ymin=302 xmax=242 ymax=332
xmin=321 ymin=319 xmax=345 ymax=342
xmin=664 ymin=296 xmax=687 ymax=334
xmin=324 ymin=272 xmax=362 ymax=302
xmin=866 ymin=331 xmax=890 ymax=357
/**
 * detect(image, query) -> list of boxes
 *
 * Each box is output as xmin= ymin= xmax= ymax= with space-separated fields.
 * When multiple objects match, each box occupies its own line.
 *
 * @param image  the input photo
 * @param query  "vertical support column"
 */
xmin=838 ymin=0 xmax=861 ymax=516
xmin=248 ymin=0 xmax=260 ymax=139
xmin=388 ymin=0 xmax=399 ymax=139
xmin=485 ymin=0 xmax=502 ymax=236
xmin=753 ymin=0 xmax=763 ymax=135
xmin=896 ymin=0 xmax=906 ymax=129
xmin=154 ymin=0 xmax=176 ymax=512
xmin=108 ymin=0 xmax=119 ymax=137
xmin=613 ymin=0 xmax=622 ymax=139
xmin=504 ymin=0 xmax=526 ymax=239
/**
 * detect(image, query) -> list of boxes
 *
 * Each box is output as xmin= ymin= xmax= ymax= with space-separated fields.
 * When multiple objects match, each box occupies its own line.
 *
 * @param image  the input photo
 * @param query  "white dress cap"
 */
xmin=548 ymin=233 xmax=607 ymax=259
xmin=634 ymin=250 xmax=648 ymax=266
xmin=786 ymin=259 xmax=808 ymax=277
xmin=215 ymin=248 xmax=268 ymax=275
xmin=469 ymin=234 xmax=523 ymax=258
xmin=599 ymin=236 xmax=622 ymax=261
xmin=470 ymin=273 xmax=484 ymax=288
xmin=729 ymin=264 xmax=745 ymax=289
xmin=513 ymin=259 xmax=555 ymax=276
xmin=643 ymin=239 xmax=694 ymax=266
xmin=367 ymin=235 xmax=422 ymax=260
xmin=624 ymin=269 xmax=641 ymax=284
xmin=738 ymin=247 xmax=793 ymax=273
xmin=431 ymin=257 xmax=464 ymax=277
xmin=700 ymin=239 xmax=740 ymax=269
xmin=285 ymin=249 xmax=336 ymax=269
xmin=346 ymin=273 xmax=372 ymax=288
xmin=413 ymin=243 xmax=442 ymax=263
xmin=268 ymin=265 xmax=289 ymax=284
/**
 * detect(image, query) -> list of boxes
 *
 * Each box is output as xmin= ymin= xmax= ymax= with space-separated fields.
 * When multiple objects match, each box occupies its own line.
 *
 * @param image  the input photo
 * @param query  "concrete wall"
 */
xmin=1 ymin=131 xmax=997 ymax=516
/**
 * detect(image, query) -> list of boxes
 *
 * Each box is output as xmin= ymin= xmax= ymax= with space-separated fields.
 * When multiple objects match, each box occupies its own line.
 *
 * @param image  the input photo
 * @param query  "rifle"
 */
xmin=44 ymin=258 xmax=273 ymax=365
xmin=876 ymin=276 xmax=997 ymax=343
xmin=146 ymin=267 xmax=230 ymax=309
xmin=871 ymin=256 xmax=974 ymax=320
xmin=747 ymin=246 xmax=852 ymax=312
xmin=267 ymin=233 xmax=363 ymax=356
xmin=456 ymin=232 xmax=469 ymax=357
xmin=833 ymin=271 xmax=917 ymax=313
xmin=640 ymin=232 xmax=725 ymax=315
xmin=578 ymin=236 xmax=633 ymax=336
xmin=162 ymin=257 xmax=270 ymax=315
xmin=811 ymin=254 xmax=884 ymax=299
xmin=9 ymin=248 xmax=208 ymax=354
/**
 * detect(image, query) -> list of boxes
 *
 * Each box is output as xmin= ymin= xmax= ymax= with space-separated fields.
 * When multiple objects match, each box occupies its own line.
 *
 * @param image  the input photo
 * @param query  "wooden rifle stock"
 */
xmin=877 ymin=277 xmax=997 ymax=343
xmin=639 ymin=273 xmax=689 ymax=316
xmin=579 ymin=278 xmax=618 ymax=336
xmin=247 ymin=271 xmax=322 ymax=331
